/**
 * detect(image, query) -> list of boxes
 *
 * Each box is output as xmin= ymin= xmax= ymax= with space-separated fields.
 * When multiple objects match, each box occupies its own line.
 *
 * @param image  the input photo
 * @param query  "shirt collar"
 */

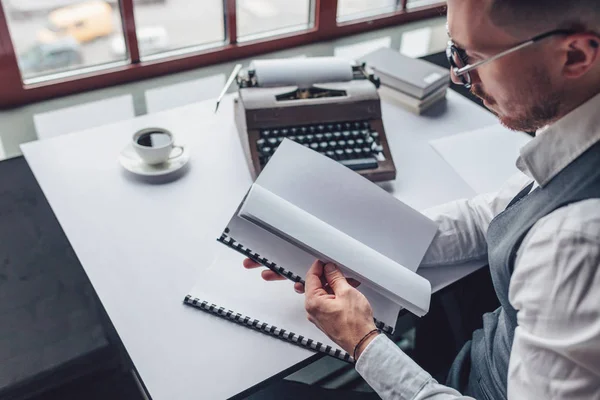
xmin=516 ymin=91 xmax=600 ymax=187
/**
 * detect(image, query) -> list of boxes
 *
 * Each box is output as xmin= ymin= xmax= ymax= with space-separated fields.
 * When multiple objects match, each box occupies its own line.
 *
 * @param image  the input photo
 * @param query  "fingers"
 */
xmin=305 ymin=260 xmax=329 ymax=298
xmin=244 ymin=258 xmax=306 ymax=294
xmin=261 ymin=269 xmax=287 ymax=281
xmin=243 ymin=258 xmax=261 ymax=269
xmin=262 ymin=270 xmax=305 ymax=292
xmin=246 ymin=258 xmax=347 ymax=296
xmin=294 ymin=282 xmax=305 ymax=294
xmin=244 ymin=258 xmax=284 ymax=280
xmin=323 ymin=263 xmax=351 ymax=294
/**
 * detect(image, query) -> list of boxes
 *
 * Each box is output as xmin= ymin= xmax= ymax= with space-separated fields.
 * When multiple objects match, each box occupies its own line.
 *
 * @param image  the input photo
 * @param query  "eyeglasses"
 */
xmin=446 ymin=29 xmax=574 ymax=89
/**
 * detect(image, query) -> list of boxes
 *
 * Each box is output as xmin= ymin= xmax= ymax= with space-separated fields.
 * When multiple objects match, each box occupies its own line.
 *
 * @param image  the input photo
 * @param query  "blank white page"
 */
xmin=255 ymin=140 xmax=438 ymax=272
xmin=188 ymin=249 xmax=340 ymax=352
xmin=430 ymin=124 xmax=532 ymax=194
xmin=225 ymin=214 xmax=403 ymax=329
xmin=240 ymin=184 xmax=431 ymax=316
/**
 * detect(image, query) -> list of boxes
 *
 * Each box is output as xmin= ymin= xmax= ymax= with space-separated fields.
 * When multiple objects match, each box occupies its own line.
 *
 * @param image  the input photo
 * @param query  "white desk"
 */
xmin=22 ymin=91 xmax=497 ymax=399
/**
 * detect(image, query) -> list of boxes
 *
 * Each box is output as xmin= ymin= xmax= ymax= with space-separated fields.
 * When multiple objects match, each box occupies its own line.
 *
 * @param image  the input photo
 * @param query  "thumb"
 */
xmin=324 ymin=263 xmax=351 ymax=293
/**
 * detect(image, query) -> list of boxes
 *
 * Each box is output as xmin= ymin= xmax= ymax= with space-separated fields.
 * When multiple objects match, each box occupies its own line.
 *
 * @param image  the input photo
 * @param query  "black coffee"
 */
xmin=136 ymin=131 xmax=172 ymax=148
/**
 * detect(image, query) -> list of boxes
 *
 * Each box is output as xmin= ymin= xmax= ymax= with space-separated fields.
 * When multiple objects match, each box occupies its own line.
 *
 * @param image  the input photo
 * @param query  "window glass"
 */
xmin=3 ymin=0 xmax=127 ymax=81
xmin=237 ymin=0 xmax=313 ymax=41
xmin=133 ymin=0 xmax=225 ymax=59
xmin=337 ymin=0 xmax=397 ymax=22
xmin=406 ymin=0 xmax=445 ymax=10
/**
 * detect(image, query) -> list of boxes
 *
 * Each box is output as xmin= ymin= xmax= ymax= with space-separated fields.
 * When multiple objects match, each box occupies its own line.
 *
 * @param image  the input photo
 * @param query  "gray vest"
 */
xmin=449 ymin=140 xmax=600 ymax=400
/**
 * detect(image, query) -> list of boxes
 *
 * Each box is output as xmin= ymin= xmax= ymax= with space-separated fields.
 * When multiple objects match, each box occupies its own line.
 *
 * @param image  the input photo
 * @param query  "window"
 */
xmin=0 ymin=0 xmax=446 ymax=108
xmin=3 ymin=0 xmax=127 ymax=81
xmin=132 ymin=0 xmax=225 ymax=59
xmin=337 ymin=0 xmax=398 ymax=22
xmin=407 ymin=0 xmax=444 ymax=10
xmin=237 ymin=0 xmax=313 ymax=40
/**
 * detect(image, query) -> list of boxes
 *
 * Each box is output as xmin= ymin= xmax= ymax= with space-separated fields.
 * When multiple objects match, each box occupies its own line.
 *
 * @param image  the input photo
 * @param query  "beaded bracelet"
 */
xmin=353 ymin=328 xmax=381 ymax=361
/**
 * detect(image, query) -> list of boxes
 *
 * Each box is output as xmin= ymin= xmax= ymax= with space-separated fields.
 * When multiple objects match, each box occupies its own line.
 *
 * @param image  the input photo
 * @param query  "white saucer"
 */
xmin=119 ymin=143 xmax=190 ymax=177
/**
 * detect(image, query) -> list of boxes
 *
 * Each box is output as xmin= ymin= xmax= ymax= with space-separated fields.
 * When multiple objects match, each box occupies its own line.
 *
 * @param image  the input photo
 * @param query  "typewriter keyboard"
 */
xmin=256 ymin=120 xmax=386 ymax=171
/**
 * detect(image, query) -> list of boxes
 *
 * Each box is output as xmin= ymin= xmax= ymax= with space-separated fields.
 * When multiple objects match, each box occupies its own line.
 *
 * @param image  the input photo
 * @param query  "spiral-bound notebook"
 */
xmin=214 ymin=229 xmax=395 ymax=334
xmin=184 ymin=140 xmax=438 ymax=362
xmin=184 ymin=248 xmax=363 ymax=362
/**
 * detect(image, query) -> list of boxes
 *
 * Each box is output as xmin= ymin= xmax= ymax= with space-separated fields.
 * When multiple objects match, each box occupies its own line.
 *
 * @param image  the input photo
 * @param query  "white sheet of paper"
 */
xmin=217 ymin=140 xmax=437 ymax=327
xmin=251 ymin=58 xmax=353 ymax=88
xmin=240 ymin=184 xmax=431 ymax=316
xmin=188 ymin=249 xmax=342 ymax=353
xmin=429 ymin=124 xmax=532 ymax=194
xmin=256 ymin=139 xmax=438 ymax=271
xmin=225 ymin=213 xmax=403 ymax=329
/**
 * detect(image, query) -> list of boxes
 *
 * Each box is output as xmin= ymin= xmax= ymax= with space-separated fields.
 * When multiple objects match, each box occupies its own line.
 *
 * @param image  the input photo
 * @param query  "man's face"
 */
xmin=447 ymin=0 xmax=564 ymax=131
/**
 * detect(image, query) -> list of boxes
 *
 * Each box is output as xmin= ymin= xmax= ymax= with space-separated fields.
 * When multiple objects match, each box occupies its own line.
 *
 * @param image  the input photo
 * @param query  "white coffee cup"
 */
xmin=132 ymin=127 xmax=183 ymax=165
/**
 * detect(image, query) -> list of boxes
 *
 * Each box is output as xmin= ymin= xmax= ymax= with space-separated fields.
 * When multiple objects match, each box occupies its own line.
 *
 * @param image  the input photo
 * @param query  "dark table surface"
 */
xmin=0 ymin=156 xmax=123 ymax=399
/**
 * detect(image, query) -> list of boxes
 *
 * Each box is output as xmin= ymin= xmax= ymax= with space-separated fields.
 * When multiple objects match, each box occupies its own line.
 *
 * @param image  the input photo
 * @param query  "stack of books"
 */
xmin=361 ymin=47 xmax=450 ymax=114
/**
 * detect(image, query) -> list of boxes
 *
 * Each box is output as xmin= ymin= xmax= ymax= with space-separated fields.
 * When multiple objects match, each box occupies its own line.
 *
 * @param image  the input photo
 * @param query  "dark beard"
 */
xmin=472 ymin=67 xmax=563 ymax=132
xmin=500 ymin=97 xmax=561 ymax=132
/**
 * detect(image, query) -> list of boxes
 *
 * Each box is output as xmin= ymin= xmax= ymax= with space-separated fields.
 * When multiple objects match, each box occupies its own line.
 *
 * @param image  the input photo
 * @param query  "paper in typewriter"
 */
xmin=220 ymin=140 xmax=439 ymax=327
xmin=186 ymin=248 xmax=354 ymax=361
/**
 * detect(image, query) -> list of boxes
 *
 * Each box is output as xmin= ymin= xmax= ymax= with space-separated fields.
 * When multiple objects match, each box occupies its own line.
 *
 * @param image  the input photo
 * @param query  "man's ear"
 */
xmin=563 ymin=33 xmax=600 ymax=79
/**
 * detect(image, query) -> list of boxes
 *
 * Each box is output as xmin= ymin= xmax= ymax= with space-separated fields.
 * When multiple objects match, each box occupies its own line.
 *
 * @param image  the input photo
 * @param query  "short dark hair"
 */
xmin=489 ymin=0 xmax=600 ymax=36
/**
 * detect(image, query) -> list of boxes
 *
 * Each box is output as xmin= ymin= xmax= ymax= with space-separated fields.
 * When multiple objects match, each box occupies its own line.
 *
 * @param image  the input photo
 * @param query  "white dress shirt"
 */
xmin=356 ymin=92 xmax=600 ymax=400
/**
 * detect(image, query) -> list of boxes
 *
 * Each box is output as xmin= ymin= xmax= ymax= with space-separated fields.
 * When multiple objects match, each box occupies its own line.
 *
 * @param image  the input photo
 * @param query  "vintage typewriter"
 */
xmin=222 ymin=57 xmax=396 ymax=182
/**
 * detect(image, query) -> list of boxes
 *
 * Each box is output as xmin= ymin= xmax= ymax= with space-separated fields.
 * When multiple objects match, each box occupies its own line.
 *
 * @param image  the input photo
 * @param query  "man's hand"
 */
xmin=242 ymin=258 xmax=361 ymax=295
xmin=243 ymin=258 xmax=305 ymax=293
xmin=304 ymin=261 xmax=378 ymax=357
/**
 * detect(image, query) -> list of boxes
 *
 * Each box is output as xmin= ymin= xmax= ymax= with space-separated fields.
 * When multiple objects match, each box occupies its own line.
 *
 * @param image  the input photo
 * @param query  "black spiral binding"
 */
xmin=217 ymin=229 xmax=395 ymax=335
xmin=183 ymin=295 xmax=354 ymax=363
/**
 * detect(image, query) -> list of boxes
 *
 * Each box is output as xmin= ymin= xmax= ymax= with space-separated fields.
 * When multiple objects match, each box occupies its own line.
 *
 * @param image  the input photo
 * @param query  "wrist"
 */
xmin=354 ymin=331 xmax=380 ymax=360
xmin=352 ymin=327 xmax=380 ymax=361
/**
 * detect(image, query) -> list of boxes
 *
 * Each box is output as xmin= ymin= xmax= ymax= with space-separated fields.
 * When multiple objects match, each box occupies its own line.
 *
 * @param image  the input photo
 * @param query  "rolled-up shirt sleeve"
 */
xmin=420 ymin=172 xmax=532 ymax=268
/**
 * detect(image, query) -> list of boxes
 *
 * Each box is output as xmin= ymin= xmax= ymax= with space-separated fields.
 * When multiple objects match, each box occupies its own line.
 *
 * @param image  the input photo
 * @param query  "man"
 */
xmin=244 ymin=0 xmax=600 ymax=398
